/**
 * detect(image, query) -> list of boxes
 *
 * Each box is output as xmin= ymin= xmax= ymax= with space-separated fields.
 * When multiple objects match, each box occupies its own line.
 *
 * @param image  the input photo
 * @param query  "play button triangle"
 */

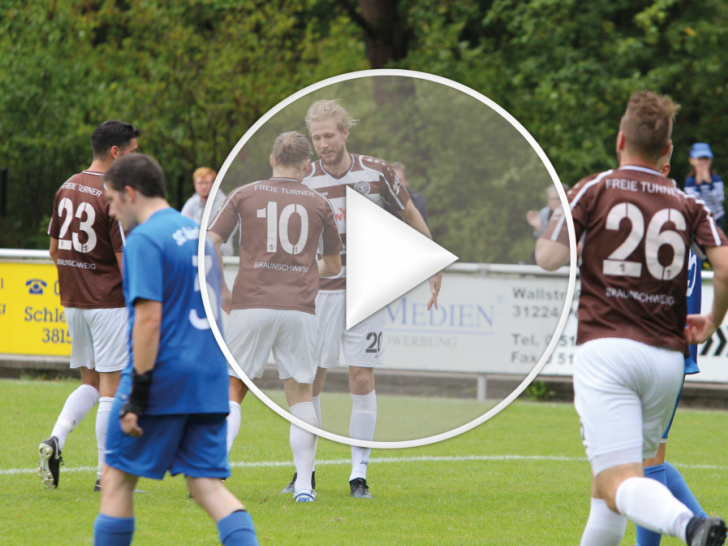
xmin=346 ymin=187 xmax=459 ymax=329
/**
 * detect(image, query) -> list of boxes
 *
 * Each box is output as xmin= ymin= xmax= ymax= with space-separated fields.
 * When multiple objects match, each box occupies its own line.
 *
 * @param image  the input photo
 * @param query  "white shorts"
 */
xmin=316 ymin=291 xmax=385 ymax=369
xmin=65 ymin=307 xmax=128 ymax=373
xmin=574 ymin=338 xmax=684 ymax=476
xmin=225 ymin=308 xmax=318 ymax=384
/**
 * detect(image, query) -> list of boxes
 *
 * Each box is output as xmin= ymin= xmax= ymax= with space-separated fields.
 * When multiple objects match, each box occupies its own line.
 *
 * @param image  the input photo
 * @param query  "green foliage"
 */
xmin=0 ymin=0 xmax=366 ymax=248
xmin=2 ymin=0 xmax=728 ymax=259
xmin=524 ymin=380 xmax=555 ymax=402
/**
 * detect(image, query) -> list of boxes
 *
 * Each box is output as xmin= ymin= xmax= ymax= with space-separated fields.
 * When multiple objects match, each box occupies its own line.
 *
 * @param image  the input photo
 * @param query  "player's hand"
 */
xmin=526 ymin=210 xmax=542 ymax=230
xmin=221 ymin=285 xmax=232 ymax=316
xmin=684 ymin=313 xmax=717 ymax=345
xmin=121 ymin=412 xmax=143 ymax=438
xmin=427 ymin=271 xmax=442 ymax=311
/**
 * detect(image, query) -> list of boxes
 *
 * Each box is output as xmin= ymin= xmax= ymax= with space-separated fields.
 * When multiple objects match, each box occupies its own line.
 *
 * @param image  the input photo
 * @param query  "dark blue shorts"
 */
xmin=105 ymin=395 xmax=230 ymax=480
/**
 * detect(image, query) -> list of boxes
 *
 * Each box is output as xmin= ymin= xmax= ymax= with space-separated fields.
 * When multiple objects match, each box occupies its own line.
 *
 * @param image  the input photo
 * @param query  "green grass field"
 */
xmin=2 ymin=379 xmax=727 ymax=545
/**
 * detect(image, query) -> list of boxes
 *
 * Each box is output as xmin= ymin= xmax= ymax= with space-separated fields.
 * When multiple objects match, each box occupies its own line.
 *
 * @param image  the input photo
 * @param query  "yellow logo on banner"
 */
xmin=0 ymin=262 xmax=71 ymax=356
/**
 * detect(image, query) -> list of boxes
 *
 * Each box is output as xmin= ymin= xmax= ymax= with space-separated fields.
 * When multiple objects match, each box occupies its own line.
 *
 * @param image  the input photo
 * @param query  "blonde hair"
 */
xmin=620 ymin=91 xmax=680 ymax=161
xmin=271 ymin=131 xmax=311 ymax=169
xmin=305 ymin=99 xmax=358 ymax=132
xmin=193 ymin=167 xmax=216 ymax=181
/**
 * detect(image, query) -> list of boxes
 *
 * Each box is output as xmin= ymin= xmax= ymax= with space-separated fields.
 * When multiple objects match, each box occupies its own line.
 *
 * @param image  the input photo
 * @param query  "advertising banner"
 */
xmin=0 ymin=261 xmax=71 ymax=357
xmin=3 ymin=254 xmax=726 ymax=386
xmin=544 ymin=281 xmax=728 ymax=383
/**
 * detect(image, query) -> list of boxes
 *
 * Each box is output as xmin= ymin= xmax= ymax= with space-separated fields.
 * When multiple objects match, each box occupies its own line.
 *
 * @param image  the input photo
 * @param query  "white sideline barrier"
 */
xmin=2 ymin=250 xmax=726 ymax=384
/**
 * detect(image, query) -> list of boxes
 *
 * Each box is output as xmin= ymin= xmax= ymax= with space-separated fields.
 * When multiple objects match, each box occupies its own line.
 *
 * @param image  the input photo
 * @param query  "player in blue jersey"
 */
xmin=93 ymin=154 xmax=258 ymax=546
xmin=635 ymin=158 xmax=710 ymax=546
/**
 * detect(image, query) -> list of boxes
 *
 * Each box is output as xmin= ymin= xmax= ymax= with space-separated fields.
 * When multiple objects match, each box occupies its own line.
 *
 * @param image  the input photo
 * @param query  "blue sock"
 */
xmin=93 ymin=514 xmax=134 ymax=546
xmin=636 ymin=465 xmax=666 ymax=546
xmin=665 ymin=462 xmax=708 ymax=518
xmin=217 ymin=510 xmax=258 ymax=546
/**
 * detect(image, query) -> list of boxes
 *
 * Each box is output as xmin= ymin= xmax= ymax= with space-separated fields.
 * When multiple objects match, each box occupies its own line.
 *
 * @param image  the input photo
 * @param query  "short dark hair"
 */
xmin=620 ymin=91 xmax=680 ymax=161
xmin=105 ymin=154 xmax=165 ymax=198
xmin=91 ymin=120 xmax=140 ymax=158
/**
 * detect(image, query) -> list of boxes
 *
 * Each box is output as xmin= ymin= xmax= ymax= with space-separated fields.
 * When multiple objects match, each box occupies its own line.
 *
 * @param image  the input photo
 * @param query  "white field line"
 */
xmin=2 ymin=454 xmax=727 ymax=476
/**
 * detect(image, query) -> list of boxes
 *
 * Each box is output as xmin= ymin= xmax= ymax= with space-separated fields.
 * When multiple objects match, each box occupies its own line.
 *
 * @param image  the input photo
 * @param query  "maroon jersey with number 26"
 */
xmin=541 ymin=165 xmax=727 ymax=355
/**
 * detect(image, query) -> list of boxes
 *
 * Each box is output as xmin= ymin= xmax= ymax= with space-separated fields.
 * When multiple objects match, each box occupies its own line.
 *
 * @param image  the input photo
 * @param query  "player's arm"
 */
xmin=120 ymin=298 xmax=162 ymax=437
xmin=401 ymin=200 xmax=443 ymax=310
xmin=115 ymin=252 xmax=122 ymax=274
xmin=208 ymin=231 xmax=232 ymax=315
xmin=535 ymin=239 xmax=570 ymax=271
xmin=49 ymin=237 xmax=59 ymax=266
xmin=686 ymin=245 xmax=728 ymax=344
xmin=318 ymin=253 xmax=341 ymax=277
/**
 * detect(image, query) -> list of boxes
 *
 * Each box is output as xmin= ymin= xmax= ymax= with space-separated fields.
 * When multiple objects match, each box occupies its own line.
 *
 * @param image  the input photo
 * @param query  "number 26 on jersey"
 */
xmin=603 ymin=204 xmax=686 ymax=281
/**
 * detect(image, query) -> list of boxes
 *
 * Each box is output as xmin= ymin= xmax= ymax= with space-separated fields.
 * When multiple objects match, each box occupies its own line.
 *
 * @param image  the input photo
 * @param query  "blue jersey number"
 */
xmin=189 ymin=255 xmax=219 ymax=330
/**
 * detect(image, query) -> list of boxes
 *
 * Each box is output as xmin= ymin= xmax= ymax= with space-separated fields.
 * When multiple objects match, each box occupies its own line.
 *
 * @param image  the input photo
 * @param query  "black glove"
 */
xmin=119 ymin=369 xmax=153 ymax=418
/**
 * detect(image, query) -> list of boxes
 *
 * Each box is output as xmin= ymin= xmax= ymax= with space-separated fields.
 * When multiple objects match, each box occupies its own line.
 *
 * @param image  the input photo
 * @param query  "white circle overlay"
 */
xmin=198 ymin=69 xmax=578 ymax=449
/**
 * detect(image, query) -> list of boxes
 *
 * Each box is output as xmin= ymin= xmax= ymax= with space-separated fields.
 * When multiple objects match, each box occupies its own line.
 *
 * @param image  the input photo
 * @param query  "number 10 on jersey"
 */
xmin=257 ymin=202 xmax=309 ymax=255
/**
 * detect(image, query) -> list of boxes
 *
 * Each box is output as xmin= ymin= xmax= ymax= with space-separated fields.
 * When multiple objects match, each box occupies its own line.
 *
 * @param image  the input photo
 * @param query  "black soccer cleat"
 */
xmin=281 ymin=471 xmax=315 ymax=494
xmin=39 ymin=436 xmax=63 ymax=489
xmin=349 ymin=477 xmax=373 ymax=499
xmin=94 ymin=478 xmax=101 ymax=492
xmin=686 ymin=516 xmax=727 ymax=546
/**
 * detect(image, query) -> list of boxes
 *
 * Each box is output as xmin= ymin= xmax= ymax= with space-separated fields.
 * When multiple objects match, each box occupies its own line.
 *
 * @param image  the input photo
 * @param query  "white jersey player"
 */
xmin=280 ymin=99 xmax=442 ymax=499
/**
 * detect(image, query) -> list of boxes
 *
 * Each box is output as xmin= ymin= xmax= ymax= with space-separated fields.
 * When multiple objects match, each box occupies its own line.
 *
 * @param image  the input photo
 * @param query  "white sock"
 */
xmin=311 ymin=395 xmax=321 ymax=471
xmin=615 ymin=477 xmax=693 ymax=541
xmin=580 ymin=498 xmax=627 ymax=546
xmin=349 ymin=390 xmax=377 ymax=482
xmin=312 ymin=395 xmax=322 ymax=429
xmin=95 ymin=397 xmax=113 ymax=479
xmin=51 ymin=384 xmax=100 ymax=450
xmin=289 ymin=402 xmax=318 ymax=493
xmin=226 ymin=401 xmax=241 ymax=453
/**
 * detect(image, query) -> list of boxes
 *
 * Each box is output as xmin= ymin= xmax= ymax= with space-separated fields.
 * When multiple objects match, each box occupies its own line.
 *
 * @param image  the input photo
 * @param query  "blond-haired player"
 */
xmin=280 ymin=100 xmax=442 ymax=498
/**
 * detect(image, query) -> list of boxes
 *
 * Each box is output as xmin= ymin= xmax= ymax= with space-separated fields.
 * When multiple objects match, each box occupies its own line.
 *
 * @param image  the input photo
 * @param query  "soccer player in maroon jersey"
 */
xmin=536 ymin=92 xmax=728 ymax=546
xmin=274 ymin=100 xmax=442 ymax=499
xmin=40 ymin=121 xmax=139 ymax=491
xmin=208 ymin=132 xmax=342 ymax=502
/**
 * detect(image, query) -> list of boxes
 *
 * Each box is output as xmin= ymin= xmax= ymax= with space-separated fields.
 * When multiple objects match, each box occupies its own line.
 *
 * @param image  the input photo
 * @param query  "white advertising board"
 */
xmin=543 ymin=279 xmax=728 ymax=383
xmin=224 ymin=264 xmax=568 ymax=376
xmin=193 ymin=260 xmax=728 ymax=384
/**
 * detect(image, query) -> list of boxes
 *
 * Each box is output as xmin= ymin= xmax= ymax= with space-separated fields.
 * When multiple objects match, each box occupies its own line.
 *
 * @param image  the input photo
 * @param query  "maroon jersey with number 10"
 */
xmin=208 ymin=177 xmax=343 ymax=314
xmin=541 ymin=165 xmax=727 ymax=355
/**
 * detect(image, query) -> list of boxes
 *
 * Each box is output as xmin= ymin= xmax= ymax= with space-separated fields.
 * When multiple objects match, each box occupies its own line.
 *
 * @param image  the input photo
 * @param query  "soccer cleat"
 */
xmin=294 ymin=489 xmax=317 ymax=503
xmin=349 ymin=478 xmax=373 ymax=499
xmin=281 ymin=471 xmax=315 ymax=494
xmin=38 ymin=436 xmax=63 ymax=489
xmin=94 ymin=479 xmax=101 ymax=492
xmin=686 ymin=517 xmax=727 ymax=546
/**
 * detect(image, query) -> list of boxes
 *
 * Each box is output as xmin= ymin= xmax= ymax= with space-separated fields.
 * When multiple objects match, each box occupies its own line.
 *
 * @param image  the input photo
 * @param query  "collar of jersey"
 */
xmin=82 ymin=170 xmax=104 ymax=177
xmin=620 ymin=165 xmax=663 ymax=177
xmin=320 ymin=153 xmax=355 ymax=180
xmin=269 ymin=177 xmax=299 ymax=183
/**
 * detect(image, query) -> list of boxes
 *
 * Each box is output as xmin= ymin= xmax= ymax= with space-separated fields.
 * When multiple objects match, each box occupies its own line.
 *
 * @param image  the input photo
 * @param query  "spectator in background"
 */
xmin=685 ymin=143 xmax=724 ymax=229
xmin=392 ymin=162 xmax=428 ymax=224
xmin=526 ymin=185 xmax=566 ymax=239
xmin=182 ymin=167 xmax=235 ymax=256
